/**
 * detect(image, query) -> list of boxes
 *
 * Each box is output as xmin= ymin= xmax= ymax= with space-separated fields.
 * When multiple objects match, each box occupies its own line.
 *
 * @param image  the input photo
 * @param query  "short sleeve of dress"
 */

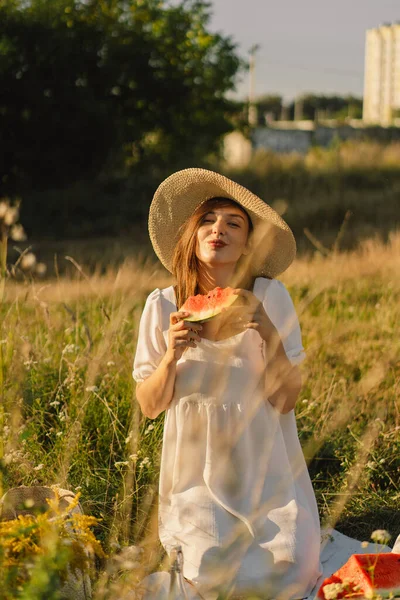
xmin=132 ymin=288 xmax=167 ymax=383
xmin=262 ymin=279 xmax=306 ymax=366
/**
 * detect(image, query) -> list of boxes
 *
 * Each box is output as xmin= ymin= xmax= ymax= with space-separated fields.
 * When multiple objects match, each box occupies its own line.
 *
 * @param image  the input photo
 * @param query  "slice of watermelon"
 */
xmin=180 ymin=287 xmax=238 ymax=323
xmin=318 ymin=554 xmax=400 ymax=599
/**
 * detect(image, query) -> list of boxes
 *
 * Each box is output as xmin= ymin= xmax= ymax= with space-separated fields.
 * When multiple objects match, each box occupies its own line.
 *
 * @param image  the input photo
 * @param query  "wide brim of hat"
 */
xmin=148 ymin=168 xmax=296 ymax=278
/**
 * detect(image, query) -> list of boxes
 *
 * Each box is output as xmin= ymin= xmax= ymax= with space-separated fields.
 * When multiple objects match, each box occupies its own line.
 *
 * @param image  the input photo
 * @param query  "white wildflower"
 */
xmin=20 ymin=252 xmax=37 ymax=271
xmin=323 ymin=582 xmax=346 ymax=600
xmin=145 ymin=424 xmax=154 ymax=434
xmin=139 ymin=457 xmax=150 ymax=468
xmin=63 ymin=344 xmax=78 ymax=354
xmin=34 ymin=464 xmax=44 ymax=471
xmin=49 ymin=400 xmax=60 ymax=408
xmin=24 ymin=359 xmax=37 ymax=369
xmin=35 ymin=262 xmax=47 ymax=276
xmin=10 ymin=223 xmax=27 ymax=242
xmin=107 ymin=360 xmax=115 ymax=367
xmin=115 ymin=461 xmax=129 ymax=468
xmin=56 ymin=431 xmax=63 ymax=437
xmin=129 ymin=453 xmax=138 ymax=461
xmin=371 ymin=529 xmax=391 ymax=544
xmin=125 ymin=432 xmax=132 ymax=444
xmin=85 ymin=385 xmax=99 ymax=392
xmin=361 ymin=541 xmax=369 ymax=548
xmin=4 ymin=205 xmax=19 ymax=226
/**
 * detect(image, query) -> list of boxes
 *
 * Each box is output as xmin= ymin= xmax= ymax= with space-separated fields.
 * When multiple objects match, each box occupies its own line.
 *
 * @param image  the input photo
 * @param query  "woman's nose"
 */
xmin=212 ymin=218 xmax=226 ymax=236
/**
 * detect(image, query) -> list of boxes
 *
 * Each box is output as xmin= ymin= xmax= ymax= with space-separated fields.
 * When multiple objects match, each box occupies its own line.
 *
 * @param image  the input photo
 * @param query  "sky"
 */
xmin=208 ymin=0 xmax=400 ymax=102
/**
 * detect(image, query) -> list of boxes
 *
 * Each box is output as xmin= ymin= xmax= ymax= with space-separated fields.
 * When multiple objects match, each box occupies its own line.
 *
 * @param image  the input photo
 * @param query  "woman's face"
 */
xmin=195 ymin=205 xmax=250 ymax=268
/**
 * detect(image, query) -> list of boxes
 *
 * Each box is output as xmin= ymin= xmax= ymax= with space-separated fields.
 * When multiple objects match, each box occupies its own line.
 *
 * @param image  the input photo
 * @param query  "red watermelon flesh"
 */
xmin=318 ymin=554 xmax=400 ymax=599
xmin=180 ymin=287 xmax=238 ymax=323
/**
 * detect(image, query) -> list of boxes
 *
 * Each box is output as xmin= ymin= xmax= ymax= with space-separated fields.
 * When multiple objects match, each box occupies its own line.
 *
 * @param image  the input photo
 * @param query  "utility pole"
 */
xmin=248 ymin=44 xmax=260 ymax=127
xmin=294 ymin=96 xmax=304 ymax=121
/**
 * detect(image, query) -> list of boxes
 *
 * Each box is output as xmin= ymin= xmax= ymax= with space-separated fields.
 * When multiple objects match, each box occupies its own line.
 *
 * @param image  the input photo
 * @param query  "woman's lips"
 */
xmin=208 ymin=240 xmax=226 ymax=248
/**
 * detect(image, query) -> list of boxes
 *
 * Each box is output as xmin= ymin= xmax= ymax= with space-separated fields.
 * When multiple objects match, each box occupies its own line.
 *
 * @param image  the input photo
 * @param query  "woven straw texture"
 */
xmin=148 ymin=168 xmax=296 ymax=278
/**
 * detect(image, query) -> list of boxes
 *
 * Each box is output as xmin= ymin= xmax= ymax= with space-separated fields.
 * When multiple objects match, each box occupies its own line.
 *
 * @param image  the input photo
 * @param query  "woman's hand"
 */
xmin=166 ymin=311 xmax=202 ymax=362
xmin=229 ymin=289 xmax=301 ymax=414
xmin=223 ymin=288 xmax=276 ymax=342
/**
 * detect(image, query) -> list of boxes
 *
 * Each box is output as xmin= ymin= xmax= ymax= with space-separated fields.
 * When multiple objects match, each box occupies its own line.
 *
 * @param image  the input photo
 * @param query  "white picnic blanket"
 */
xmin=122 ymin=529 xmax=397 ymax=600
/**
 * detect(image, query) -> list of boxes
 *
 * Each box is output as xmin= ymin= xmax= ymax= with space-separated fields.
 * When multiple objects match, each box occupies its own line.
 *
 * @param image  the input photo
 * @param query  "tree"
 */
xmin=0 ymin=0 xmax=243 ymax=191
xmin=287 ymin=94 xmax=363 ymax=121
xmin=254 ymin=95 xmax=282 ymax=125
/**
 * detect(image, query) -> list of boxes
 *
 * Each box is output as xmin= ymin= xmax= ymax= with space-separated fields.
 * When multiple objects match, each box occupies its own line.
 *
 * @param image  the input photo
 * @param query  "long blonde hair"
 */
xmin=172 ymin=197 xmax=256 ymax=308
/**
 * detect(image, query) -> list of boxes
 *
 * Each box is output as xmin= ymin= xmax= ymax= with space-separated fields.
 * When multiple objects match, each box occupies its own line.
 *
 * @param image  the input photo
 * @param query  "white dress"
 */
xmin=133 ymin=277 xmax=322 ymax=599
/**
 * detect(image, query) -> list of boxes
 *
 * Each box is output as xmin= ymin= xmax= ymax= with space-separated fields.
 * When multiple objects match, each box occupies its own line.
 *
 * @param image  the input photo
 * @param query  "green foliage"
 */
xmin=287 ymin=94 xmax=363 ymax=121
xmin=0 ymin=490 xmax=104 ymax=600
xmin=254 ymin=94 xmax=283 ymax=124
xmin=0 ymin=0 xmax=242 ymax=191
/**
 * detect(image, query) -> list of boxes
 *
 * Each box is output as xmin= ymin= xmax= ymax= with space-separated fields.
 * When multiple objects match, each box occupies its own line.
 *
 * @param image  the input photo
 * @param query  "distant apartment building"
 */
xmin=363 ymin=22 xmax=400 ymax=125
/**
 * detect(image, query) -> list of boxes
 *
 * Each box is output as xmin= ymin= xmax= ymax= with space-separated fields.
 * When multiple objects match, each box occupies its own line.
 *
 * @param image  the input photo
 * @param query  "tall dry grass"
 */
xmin=0 ymin=232 xmax=399 ymax=598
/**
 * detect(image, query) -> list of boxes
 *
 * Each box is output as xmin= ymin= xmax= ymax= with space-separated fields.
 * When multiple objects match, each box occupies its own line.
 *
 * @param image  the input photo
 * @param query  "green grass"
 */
xmin=0 ymin=235 xmax=399 ymax=598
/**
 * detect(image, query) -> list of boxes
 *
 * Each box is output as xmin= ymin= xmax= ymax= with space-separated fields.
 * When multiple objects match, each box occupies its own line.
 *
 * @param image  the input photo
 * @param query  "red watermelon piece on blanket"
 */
xmin=318 ymin=553 xmax=400 ymax=599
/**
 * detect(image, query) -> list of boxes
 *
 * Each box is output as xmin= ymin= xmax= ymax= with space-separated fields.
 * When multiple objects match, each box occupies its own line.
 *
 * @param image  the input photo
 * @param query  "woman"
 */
xmin=133 ymin=169 xmax=322 ymax=599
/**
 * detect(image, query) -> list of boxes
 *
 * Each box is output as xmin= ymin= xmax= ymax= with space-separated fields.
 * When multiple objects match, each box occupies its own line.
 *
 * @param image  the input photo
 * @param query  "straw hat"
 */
xmin=148 ymin=168 xmax=296 ymax=278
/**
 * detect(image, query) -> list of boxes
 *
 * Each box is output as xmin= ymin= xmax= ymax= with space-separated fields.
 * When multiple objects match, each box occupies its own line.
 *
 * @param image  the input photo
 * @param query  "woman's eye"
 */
xmin=229 ymin=222 xmax=240 ymax=228
xmin=202 ymin=219 xmax=214 ymax=224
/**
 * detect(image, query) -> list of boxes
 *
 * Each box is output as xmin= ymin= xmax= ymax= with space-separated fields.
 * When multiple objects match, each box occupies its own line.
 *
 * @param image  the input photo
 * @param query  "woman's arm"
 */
xmin=136 ymin=353 xmax=178 ymax=419
xmin=261 ymin=330 xmax=302 ymax=414
xmin=136 ymin=311 xmax=202 ymax=419
xmin=230 ymin=287 xmax=303 ymax=414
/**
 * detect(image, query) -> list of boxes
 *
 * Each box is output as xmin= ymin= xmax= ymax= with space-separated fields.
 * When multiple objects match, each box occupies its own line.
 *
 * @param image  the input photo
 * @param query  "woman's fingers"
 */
xmin=174 ymin=339 xmax=197 ymax=348
xmin=171 ymin=322 xmax=202 ymax=342
xmin=178 ymin=329 xmax=202 ymax=342
xmin=172 ymin=320 xmax=202 ymax=334
xmin=170 ymin=311 xmax=190 ymax=325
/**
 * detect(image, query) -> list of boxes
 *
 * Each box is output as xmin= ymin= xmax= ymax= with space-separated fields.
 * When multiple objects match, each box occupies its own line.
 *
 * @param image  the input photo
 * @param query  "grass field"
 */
xmin=1 ymin=232 xmax=399 ymax=598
